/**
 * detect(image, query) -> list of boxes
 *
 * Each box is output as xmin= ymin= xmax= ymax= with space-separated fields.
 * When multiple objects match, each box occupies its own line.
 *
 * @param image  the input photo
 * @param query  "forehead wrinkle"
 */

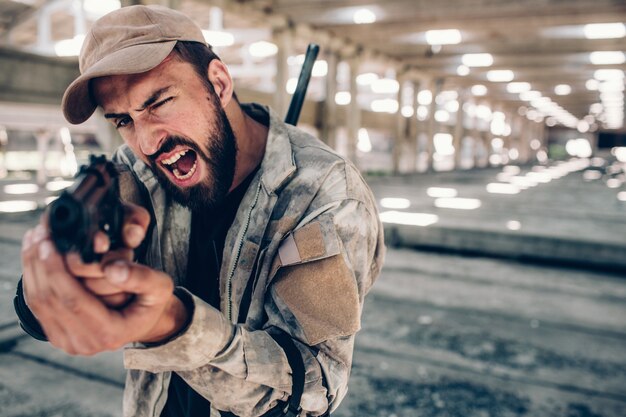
xmin=93 ymin=59 xmax=201 ymax=117
xmin=134 ymin=86 xmax=173 ymax=112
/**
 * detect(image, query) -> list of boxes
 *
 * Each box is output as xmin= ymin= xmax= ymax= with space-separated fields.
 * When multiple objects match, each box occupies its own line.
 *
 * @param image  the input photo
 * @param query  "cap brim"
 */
xmin=62 ymin=40 xmax=177 ymax=124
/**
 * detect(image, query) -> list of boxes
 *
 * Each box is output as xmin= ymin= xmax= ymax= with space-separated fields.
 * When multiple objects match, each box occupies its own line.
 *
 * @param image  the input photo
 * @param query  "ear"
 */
xmin=206 ymin=59 xmax=234 ymax=108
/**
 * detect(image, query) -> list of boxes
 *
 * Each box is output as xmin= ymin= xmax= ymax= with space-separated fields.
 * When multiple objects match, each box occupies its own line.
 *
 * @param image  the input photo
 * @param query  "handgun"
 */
xmin=48 ymin=155 xmax=125 ymax=263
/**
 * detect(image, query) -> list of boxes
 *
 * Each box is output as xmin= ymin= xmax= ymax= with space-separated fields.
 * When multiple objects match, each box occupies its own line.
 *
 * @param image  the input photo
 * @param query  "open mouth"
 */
xmin=160 ymin=149 xmax=198 ymax=181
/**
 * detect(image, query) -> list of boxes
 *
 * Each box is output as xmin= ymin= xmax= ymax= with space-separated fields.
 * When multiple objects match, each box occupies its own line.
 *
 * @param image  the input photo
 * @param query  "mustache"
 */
xmin=149 ymin=136 xmax=201 ymax=164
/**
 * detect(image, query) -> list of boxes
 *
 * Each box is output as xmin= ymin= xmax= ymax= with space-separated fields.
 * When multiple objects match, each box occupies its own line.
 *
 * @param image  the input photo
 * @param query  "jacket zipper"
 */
xmin=226 ymin=183 xmax=262 ymax=322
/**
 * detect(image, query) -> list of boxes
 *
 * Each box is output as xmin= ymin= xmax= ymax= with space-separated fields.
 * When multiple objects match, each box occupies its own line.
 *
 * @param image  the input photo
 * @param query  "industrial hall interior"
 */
xmin=0 ymin=0 xmax=625 ymax=416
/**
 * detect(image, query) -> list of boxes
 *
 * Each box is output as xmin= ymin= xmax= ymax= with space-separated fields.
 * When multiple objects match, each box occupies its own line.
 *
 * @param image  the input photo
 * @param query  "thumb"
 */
xmin=103 ymin=261 xmax=173 ymax=305
xmin=103 ymin=260 xmax=185 ymax=344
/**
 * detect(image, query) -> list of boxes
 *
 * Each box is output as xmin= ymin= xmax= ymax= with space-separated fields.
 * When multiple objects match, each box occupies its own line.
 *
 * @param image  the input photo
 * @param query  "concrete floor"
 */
xmin=1 ymin=161 xmax=625 ymax=416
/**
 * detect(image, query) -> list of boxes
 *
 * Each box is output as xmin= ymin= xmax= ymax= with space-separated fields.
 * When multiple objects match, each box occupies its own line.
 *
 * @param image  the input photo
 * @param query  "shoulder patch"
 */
xmin=277 ymin=218 xmax=340 ymax=268
xmin=273 ymin=254 xmax=361 ymax=345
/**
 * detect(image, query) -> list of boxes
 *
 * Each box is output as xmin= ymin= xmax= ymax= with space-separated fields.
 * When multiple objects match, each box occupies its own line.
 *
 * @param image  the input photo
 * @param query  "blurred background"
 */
xmin=0 ymin=0 xmax=625 ymax=416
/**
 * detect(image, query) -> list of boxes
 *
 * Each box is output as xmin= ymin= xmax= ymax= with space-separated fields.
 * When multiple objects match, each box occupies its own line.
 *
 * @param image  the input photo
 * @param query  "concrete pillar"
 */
xmin=121 ymin=0 xmax=142 ymax=6
xmin=0 ymin=126 xmax=7 ymax=178
xmin=470 ymin=99 xmax=481 ymax=169
xmin=485 ymin=102 xmax=499 ymax=167
xmin=482 ymin=101 xmax=494 ymax=168
xmin=533 ymin=122 xmax=542 ymax=161
xmin=346 ymin=56 xmax=361 ymax=166
xmin=163 ymin=0 xmax=182 ymax=8
xmin=273 ymin=28 xmax=293 ymax=117
xmin=73 ymin=0 xmax=86 ymax=36
xmin=36 ymin=7 xmax=51 ymax=53
xmin=529 ymin=121 xmax=540 ymax=163
xmin=426 ymin=78 xmax=442 ymax=172
xmin=502 ymin=109 xmax=513 ymax=163
xmin=410 ymin=79 xmax=420 ymax=173
xmin=520 ymin=117 xmax=533 ymax=164
xmin=509 ymin=113 xmax=522 ymax=164
xmin=322 ymin=50 xmax=338 ymax=150
xmin=537 ymin=122 xmax=548 ymax=152
xmin=59 ymin=127 xmax=78 ymax=177
xmin=124 ymin=0 xmax=179 ymax=6
xmin=95 ymin=108 xmax=123 ymax=154
xmin=393 ymin=73 xmax=407 ymax=174
xmin=414 ymin=79 xmax=427 ymax=172
xmin=35 ymin=129 xmax=52 ymax=187
xmin=453 ymin=90 xmax=466 ymax=169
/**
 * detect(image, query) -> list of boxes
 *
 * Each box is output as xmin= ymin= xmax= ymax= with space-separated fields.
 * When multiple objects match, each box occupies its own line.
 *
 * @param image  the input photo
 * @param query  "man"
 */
xmin=14 ymin=5 xmax=384 ymax=417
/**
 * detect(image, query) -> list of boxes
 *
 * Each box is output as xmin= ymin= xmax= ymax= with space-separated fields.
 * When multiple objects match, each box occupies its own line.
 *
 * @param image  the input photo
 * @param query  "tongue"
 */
xmin=174 ymin=151 xmax=196 ymax=175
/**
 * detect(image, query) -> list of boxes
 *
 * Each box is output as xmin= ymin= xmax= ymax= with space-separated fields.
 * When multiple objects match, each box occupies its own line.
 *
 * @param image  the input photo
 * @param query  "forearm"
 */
xmin=123 ymin=291 xmax=347 ymax=416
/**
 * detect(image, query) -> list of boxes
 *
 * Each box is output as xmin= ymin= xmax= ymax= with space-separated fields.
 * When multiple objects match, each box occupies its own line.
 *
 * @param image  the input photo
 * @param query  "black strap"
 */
xmin=269 ymin=329 xmax=306 ymax=417
xmin=13 ymin=278 xmax=48 ymax=342
xmin=220 ymin=329 xmax=306 ymax=417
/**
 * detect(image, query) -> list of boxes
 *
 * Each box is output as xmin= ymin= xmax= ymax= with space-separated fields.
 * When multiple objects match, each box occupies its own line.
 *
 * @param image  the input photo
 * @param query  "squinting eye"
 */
xmin=116 ymin=117 xmax=132 ymax=129
xmin=153 ymin=97 xmax=173 ymax=109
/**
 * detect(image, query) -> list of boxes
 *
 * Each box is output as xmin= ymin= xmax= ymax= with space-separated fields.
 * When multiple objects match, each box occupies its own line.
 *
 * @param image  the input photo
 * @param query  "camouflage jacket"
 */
xmin=113 ymin=104 xmax=385 ymax=417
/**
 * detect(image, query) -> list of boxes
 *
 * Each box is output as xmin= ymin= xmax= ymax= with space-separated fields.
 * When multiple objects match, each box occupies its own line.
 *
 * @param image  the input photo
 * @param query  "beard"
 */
xmin=148 ymin=103 xmax=238 ymax=212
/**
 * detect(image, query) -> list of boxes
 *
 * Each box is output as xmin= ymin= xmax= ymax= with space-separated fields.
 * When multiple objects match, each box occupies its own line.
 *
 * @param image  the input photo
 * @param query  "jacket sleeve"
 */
xmin=123 ymin=196 xmax=385 ymax=417
xmin=14 ymin=278 xmax=48 ymax=341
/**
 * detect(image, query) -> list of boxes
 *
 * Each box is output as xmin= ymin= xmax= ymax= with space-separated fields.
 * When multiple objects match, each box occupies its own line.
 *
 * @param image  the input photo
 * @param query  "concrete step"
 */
xmin=384 ymin=222 xmax=626 ymax=272
xmin=368 ymin=163 xmax=626 ymax=272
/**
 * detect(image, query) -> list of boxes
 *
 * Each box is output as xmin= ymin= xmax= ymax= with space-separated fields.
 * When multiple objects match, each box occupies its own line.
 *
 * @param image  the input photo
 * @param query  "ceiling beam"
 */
xmin=378 ymin=38 xmax=626 ymax=59
xmin=312 ymin=10 xmax=626 ymax=41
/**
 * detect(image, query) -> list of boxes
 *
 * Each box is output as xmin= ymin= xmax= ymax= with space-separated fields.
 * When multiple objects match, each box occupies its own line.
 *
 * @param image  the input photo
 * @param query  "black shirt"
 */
xmin=160 ymin=163 xmax=258 ymax=417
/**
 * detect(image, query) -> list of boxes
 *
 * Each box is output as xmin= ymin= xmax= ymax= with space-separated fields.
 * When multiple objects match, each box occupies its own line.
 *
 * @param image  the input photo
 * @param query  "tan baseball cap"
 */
xmin=62 ymin=5 xmax=207 ymax=124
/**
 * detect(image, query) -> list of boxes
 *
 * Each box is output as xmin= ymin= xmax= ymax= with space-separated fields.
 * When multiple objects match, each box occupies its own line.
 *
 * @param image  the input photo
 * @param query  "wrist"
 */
xmin=141 ymin=288 xmax=193 ymax=345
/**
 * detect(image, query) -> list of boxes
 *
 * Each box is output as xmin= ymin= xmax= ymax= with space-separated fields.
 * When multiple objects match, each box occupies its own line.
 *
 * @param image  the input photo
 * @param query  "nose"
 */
xmin=135 ymin=121 xmax=167 ymax=157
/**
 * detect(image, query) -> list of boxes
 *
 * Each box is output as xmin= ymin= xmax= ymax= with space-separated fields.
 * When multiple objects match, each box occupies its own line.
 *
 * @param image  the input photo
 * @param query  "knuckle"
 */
xmin=99 ymin=332 xmax=121 ymax=351
xmin=83 ymin=279 xmax=101 ymax=292
xmin=78 ymin=346 xmax=97 ymax=357
xmin=59 ymin=295 xmax=81 ymax=314
xmin=49 ymin=336 xmax=71 ymax=354
xmin=30 ymin=289 xmax=53 ymax=308
xmin=157 ymin=274 xmax=174 ymax=295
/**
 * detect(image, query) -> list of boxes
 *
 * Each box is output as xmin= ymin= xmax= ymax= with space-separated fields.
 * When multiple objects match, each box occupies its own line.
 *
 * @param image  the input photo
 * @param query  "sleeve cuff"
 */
xmin=14 ymin=278 xmax=48 ymax=342
xmin=123 ymin=287 xmax=235 ymax=372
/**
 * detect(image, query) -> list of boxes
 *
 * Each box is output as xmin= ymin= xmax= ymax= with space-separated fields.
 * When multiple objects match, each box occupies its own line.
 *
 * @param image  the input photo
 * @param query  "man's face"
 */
xmin=92 ymin=57 xmax=237 ymax=212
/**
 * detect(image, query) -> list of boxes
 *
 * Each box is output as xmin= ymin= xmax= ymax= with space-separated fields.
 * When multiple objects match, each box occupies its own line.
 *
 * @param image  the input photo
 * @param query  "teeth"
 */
xmin=161 ymin=150 xmax=187 ymax=165
xmin=172 ymin=160 xmax=197 ymax=181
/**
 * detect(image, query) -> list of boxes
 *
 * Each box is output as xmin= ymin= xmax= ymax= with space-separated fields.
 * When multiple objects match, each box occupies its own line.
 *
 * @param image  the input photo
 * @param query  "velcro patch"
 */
xmin=277 ymin=219 xmax=339 ymax=268
xmin=273 ymin=255 xmax=361 ymax=345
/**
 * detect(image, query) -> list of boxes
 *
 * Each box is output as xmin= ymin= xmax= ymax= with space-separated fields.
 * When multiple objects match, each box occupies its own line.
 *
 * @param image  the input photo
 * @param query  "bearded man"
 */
xmin=15 ymin=5 xmax=385 ymax=417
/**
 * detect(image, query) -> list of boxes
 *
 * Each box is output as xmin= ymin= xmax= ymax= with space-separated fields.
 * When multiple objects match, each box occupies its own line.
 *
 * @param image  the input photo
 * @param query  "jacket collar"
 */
xmin=244 ymin=104 xmax=296 ymax=195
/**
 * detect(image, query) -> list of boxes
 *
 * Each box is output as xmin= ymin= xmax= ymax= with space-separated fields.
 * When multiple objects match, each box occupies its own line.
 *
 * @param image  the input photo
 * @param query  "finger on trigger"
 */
xmin=124 ymin=203 xmax=151 ymax=228
xmin=123 ymin=224 xmax=145 ymax=248
xmin=101 ymin=248 xmax=134 ymax=266
xmin=22 ymin=229 xmax=34 ymax=251
xmin=102 ymin=293 xmax=133 ymax=309
xmin=83 ymin=277 xmax=125 ymax=296
xmin=122 ymin=203 xmax=150 ymax=248
xmin=66 ymin=252 xmax=104 ymax=278
xmin=32 ymin=224 xmax=48 ymax=244
xmin=94 ymin=231 xmax=110 ymax=253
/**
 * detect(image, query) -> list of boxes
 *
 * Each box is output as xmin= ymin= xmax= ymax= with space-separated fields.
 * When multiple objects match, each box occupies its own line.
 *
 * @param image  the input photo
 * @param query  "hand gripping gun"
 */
xmin=48 ymin=155 xmax=124 ymax=263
